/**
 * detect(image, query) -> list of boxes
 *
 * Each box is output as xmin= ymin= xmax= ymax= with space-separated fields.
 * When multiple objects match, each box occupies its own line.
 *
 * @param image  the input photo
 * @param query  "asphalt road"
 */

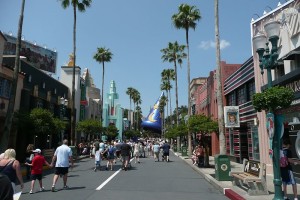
xmin=18 ymin=152 xmax=228 ymax=200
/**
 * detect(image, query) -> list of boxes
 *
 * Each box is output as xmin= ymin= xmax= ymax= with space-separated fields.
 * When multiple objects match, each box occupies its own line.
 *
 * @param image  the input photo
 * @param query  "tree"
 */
xmin=159 ymin=95 xmax=167 ymax=137
xmin=188 ymin=114 xmax=218 ymax=167
xmin=161 ymin=68 xmax=175 ymax=126
xmin=214 ymin=0 xmax=225 ymax=154
xmin=161 ymin=42 xmax=186 ymax=150
xmin=93 ymin=47 xmax=113 ymax=124
xmin=76 ymin=119 xmax=102 ymax=142
xmin=132 ymin=89 xmax=141 ymax=130
xmin=252 ymin=86 xmax=294 ymax=112
xmin=126 ymin=87 xmax=135 ymax=127
xmin=172 ymin=3 xmax=201 ymax=157
xmin=1 ymin=0 xmax=26 ymax=152
xmin=103 ymin=124 xmax=119 ymax=142
xmin=59 ymin=0 xmax=92 ymax=146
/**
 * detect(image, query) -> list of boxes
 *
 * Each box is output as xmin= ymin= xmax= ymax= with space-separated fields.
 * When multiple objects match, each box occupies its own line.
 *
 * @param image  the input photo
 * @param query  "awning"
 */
xmin=282 ymin=47 xmax=300 ymax=60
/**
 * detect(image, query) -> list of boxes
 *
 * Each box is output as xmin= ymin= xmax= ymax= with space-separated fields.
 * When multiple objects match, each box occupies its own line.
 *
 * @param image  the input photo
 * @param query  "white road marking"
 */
xmin=95 ymin=158 xmax=134 ymax=191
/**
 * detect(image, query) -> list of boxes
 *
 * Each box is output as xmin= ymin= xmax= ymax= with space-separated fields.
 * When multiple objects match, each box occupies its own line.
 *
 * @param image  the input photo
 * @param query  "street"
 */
xmin=19 ymin=152 xmax=228 ymax=200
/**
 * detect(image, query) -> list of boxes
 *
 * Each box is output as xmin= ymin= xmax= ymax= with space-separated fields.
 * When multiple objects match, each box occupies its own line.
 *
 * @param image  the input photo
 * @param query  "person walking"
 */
xmin=120 ymin=140 xmax=131 ymax=171
xmin=50 ymin=139 xmax=74 ymax=192
xmin=25 ymin=144 xmax=34 ymax=180
xmin=133 ymin=142 xmax=141 ymax=164
xmin=281 ymin=139 xmax=299 ymax=200
xmin=161 ymin=141 xmax=171 ymax=162
xmin=105 ymin=142 xmax=116 ymax=170
xmin=0 ymin=173 xmax=14 ymax=200
xmin=0 ymin=149 xmax=24 ymax=193
xmin=153 ymin=142 xmax=160 ymax=162
xmin=25 ymin=149 xmax=51 ymax=194
xmin=94 ymin=146 xmax=101 ymax=171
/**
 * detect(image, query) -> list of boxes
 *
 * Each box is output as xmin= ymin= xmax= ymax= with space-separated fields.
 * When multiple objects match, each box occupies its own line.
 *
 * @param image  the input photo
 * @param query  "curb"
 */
xmin=177 ymin=152 xmax=246 ymax=200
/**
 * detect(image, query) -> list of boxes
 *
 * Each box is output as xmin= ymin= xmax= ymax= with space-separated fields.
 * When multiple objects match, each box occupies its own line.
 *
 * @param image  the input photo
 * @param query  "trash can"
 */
xmin=214 ymin=154 xmax=231 ymax=181
xmin=181 ymin=146 xmax=188 ymax=156
xmin=69 ymin=146 xmax=77 ymax=160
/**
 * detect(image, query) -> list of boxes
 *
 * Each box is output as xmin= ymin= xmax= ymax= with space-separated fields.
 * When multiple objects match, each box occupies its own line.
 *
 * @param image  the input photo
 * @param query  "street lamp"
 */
xmin=252 ymin=19 xmax=282 ymax=200
xmin=60 ymin=97 xmax=68 ymax=141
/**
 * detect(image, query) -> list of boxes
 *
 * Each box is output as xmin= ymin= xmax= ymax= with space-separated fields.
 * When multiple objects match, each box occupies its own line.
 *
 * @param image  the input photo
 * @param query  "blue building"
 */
xmin=102 ymin=80 xmax=123 ymax=140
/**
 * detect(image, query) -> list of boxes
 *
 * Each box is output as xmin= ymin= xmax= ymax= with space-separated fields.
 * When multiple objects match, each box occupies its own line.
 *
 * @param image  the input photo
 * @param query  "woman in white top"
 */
xmin=133 ymin=142 xmax=140 ymax=164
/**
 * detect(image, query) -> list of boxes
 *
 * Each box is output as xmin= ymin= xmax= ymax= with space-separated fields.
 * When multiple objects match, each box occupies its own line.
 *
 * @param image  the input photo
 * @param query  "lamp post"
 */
xmin=60 ymin=97 xmax=68 ymax=142
xmin=253 ymin=19 xmax=282 ymax=200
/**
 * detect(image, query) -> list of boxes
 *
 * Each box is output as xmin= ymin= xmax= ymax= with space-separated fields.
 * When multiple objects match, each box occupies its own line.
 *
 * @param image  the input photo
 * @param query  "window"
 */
xmin=251 ymin=126 xmax=260 ymax=161
xmin=0 ymin=78 xmax=12 ymax=98
xmin=247 ymin=81 xmax=255 ymax=101
xmin=28 ymin=75 xmax=32 ymax=82
xmin=237 ymin=87 xmax=246 ymax=105
xmin=227 ymin=93 xmax=236 ymax=106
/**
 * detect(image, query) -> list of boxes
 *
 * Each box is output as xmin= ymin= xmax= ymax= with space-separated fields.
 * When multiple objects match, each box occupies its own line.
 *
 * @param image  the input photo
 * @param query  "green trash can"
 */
xmin=214 ymin=154 xmax=231 ymax=181
xmin=69 ymin=146 xmax=77 ymax=160
xmin=181 ymin=146 xmax=187 ymax=156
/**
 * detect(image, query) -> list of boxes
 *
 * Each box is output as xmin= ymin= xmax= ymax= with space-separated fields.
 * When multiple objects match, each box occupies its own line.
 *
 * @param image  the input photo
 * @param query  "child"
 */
xmin=94 ymin=146 xmax=101 ymax=171
xmin=25 ymin=149 xmax=51 ymax=194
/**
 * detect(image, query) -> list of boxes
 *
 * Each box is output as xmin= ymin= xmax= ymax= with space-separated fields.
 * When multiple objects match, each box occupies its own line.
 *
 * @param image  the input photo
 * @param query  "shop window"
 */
xmin=251 ymin=126 xmax=260 ymax=161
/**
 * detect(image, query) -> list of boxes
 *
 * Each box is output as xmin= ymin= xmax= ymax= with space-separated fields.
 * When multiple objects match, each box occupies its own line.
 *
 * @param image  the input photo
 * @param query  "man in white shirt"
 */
xmin=50 ymin=139 xmax=73 ymax=192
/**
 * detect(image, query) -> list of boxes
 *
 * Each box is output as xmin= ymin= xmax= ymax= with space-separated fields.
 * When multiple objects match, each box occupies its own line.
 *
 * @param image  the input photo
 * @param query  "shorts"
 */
xmin=163 ymin=152 xmax=169 ymax=157
xmin=95 ymin=161 xmax=100 ymax=167
xmin=107 ymin=154 xmax=115 ymax=160
xmin=122 ymin=156 xmax=130 ymax=162
xmin=55 ymin=167 xmax=69 ymax=175
xmin=31 ymin=174 xmax=42 ymax=180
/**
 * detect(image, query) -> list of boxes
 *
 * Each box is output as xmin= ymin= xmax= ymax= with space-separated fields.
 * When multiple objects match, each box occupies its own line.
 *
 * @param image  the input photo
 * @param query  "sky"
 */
xmin=0 ymin=0 xmax=285 ymax=116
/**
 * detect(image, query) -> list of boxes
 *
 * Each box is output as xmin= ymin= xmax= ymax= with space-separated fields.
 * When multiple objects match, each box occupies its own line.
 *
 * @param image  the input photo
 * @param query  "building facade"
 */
xmin=224 ymin=57 xmax=257 ymax=163
xmin=191 ymin=61 xmax=241 ymax=155
xmin=251 ymin=0 xmax=300 ymax=175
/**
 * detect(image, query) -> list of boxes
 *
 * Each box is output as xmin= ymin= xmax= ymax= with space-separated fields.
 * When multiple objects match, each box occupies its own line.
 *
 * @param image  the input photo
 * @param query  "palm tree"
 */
xmin=1 ymin=0 xmax=26 ymax=152
xmin=161 ymin=41 xmax=186 ymax=150
xmin=132 ymin=89 xmax=141 ymax=130
xmin=214 ymin=0 xmax=225 ymax=154
xmin=159 ymin=95 xmax=167 ymax=137
xmin=161 ymin=68 xmax=175 ymax=126
xmin=93 ymin=47 xmax=113 ymax=124
xmin=126 ymin=87 xmax=135 ymax=127
xmin=59 ymin=0 xmax=92 ymax=146
xmin=172 ymin=3 xmax=201 ymax=157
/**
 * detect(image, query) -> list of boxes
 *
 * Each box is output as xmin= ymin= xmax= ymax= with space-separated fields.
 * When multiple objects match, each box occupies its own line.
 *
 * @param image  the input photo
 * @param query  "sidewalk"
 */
xmin=175 ymin=151 xmax=300 ymax=200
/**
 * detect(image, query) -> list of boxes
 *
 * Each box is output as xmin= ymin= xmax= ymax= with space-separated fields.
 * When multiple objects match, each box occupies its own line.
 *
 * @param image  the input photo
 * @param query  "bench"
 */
xmin=43 ymin=149 xmax=55 ymax=163
xmin=230 ymin=159 xmax=269 ymax=195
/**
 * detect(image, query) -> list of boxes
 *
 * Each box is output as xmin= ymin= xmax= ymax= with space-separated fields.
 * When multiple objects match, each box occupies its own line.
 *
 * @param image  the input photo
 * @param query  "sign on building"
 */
xmin=3 ymin=33 xmax=57 ymax=73
xmin=224 ymin=106 xmax=240 ymax=128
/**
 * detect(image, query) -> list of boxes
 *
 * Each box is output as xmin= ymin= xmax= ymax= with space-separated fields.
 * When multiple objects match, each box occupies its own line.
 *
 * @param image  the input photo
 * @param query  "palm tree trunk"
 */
xmin=101 ymin=61 xmax=105 ymax=126
xmin=174 ymin=60 xmax=180 ymax=151
xmin=215 ymin=0 xmax=225 ymax=154
xmin=71 ymin=4 xmax=77 ymax=146
xmin=0 ymin=0 xmax=25 ymax=152
xmin=186 ymin=29 xmax=192 ymax=157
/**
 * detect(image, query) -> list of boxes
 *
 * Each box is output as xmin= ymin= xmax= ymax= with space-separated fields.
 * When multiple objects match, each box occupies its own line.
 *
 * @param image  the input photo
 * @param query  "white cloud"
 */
xmin=198 ymin=39 xmax=230 ymax=50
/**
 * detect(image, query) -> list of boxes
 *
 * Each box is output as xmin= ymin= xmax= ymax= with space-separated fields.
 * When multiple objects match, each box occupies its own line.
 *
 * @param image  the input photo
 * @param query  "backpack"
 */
xmin=108 ymin=146 xmax=114 ymax=155
xmin=280 ymin=149 xmax=289 ymax=168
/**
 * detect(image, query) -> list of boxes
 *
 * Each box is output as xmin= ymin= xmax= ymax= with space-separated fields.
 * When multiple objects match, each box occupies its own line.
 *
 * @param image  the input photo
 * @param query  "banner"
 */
xmin=224 ymin=106 xmax=240 ymax=128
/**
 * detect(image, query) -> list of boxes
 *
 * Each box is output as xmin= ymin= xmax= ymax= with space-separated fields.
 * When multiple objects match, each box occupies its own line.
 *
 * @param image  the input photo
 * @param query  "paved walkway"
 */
xmin=175 ymin=151 xmax=300 ymax=200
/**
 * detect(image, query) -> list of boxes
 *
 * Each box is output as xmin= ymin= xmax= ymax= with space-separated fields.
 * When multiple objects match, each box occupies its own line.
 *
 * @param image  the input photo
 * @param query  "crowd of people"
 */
xmin=1 ymin=137 xmax=300 ymax=200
